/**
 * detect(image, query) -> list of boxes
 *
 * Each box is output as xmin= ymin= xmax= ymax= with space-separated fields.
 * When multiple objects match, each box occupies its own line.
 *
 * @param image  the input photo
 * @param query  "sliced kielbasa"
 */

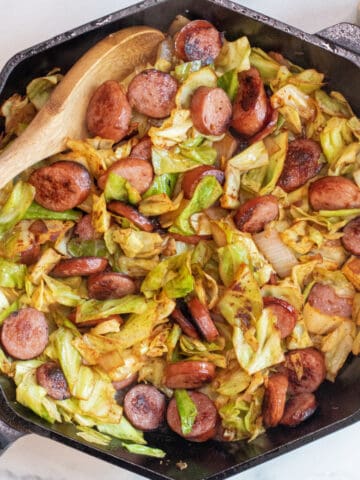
xmin=171 ymin=308 xmax=199 ymax=339
xmin=97 ymin=157 xmax=154 ymax=194
xmin=174 ymin=20 xmax=222 ymax=64
xmin=129 ymin=137 xmax=152 ymax=162
xmin=1 ymin=308 xmax=49 ymax=360
xmin=19 ymin=243 xmax=41 ymax=265
xmin=190 ymin=87 xmax=232 ymax=136
xmin=231 ymin=67 xmax=268 ymax=137
xmin=36 ymin=361 xmax=70 ymax=400
xmin=234 ymin=195 xmax=279 ymax=233
xmin=51 ymin=257 xmax=108 ymax=277
xmin=165 ymin=360 xmax=215 ymax=389
xmin=181 ymin=165 xmax=224 ymax=199
xmin=262 ymin=373 xmax=289 ymax=428
xmin=282 ymin=347 xmax=326 ymax=395
xmin=86 ymin=80 xmax=131 ymax=142
xmin=280 ymin=392 xmax=317 ymax=427
xmin=307 ymin=283 xmax=352 ymax=318
xmin=309 ymin=176 xmax=360 ymax=211
xmin=249 ymin=107 xmax=279 ymax=144
xmin=127 ymin=69 xmax=178 ymax=119
xmin=29 ymin=161 xmax=91 ymax=212
xmin=277 ymin=139 xmax=322 ymax=193
xmin=187 ymin=297 xmax=219 ymax=342
xmin=74 ymin=214 xmax=97 ymax=241
xmin=124 ymin=384 xmax=165 ymax=431
xmin=87 ymin=272 xmax=136 ymax=300
xmin=342 ymin=216 xmax=360 ymax=256
xmin=112 ymin=373 xmax=138 ymax=391
xmin=263 ymin=297 xmax=297 ymax=338
xmin=107 ymin=201 xmax=154 ymax=232
xmin=167 ymin=391 xmax=218 ymax=442
xmin=168 ymin=233 xmax=212 ymax=244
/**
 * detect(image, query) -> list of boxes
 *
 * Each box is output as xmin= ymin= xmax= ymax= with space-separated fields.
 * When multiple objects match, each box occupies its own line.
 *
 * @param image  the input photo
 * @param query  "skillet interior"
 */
xmin=0 ymin=1 xmax=360 ymax=479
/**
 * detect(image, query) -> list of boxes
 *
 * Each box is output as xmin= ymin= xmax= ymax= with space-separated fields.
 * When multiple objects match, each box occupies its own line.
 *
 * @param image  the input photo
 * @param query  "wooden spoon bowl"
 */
xmin=0 ymin=26 xmax=164 ymax=189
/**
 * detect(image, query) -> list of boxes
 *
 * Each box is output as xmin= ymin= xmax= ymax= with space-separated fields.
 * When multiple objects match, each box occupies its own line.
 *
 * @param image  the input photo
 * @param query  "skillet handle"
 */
xmin=0 ymin=390 xmax=28 ymax=452
xmin=316 ymin=22 xmax=360 ymax=55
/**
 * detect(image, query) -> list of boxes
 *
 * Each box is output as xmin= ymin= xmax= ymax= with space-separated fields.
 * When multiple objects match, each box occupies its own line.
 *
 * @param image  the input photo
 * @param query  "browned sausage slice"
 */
xmin=97 ymin=158 xmax=154 ymax=194
xmin=167 ymin=391 xmax=218 ymax=442
xmin=112 ymin=373 xmax=138 ymax=391
xmin=262 ymin=373 xmax=289 ymax=428
xmin=170 ymin=308 xmax=199 ymax=339
xmin=187 ymin=297 xmax=219 ymax=342
xmin=190 ymin=87 xmax=232 ymax=136
xmin=249 ymin=107 xmax=279 ymax=144
xmin=127 ymin=69 xmax=178 ymax=119
xmin=107 ymin=201 xmax=154 ymax=232
xmin=20 ymin=243 xmax=41 ymax=265
xmin=165 ymin=360 xmax=215 ymax=389
xmin=168 ymin=233 xmax=212 ymax=244
xmin=124 ymin=384 xmax=165 ymax=431
xmin=36 ymin=361 xmax=70 ymax=400
xmin=129 ymin=137 xmax=152 ymax=162
xmin=86 ymin=80 xmax=131 ymax=142
xmin=174 ymin=20 xmax=222 ymax=64
xmin=277 ymin=139 xmax=322 ymax=193
xmin=51 ymin=257 xmax=108 ymax=277
xmin=282 ymin=347 xmax=326 ymax=395
xmin=181 ymin=165 xmax=224 ymax=199
xmin=29 ymin=161 xmax=91 ymax=212
xmin=231 ymin=68 xmax=268 ymax=137
xmin=1 ymin=308 xmax=49 ymax=360
xmin=307 ymin=283 xmax=352 ymax=318
xmin=234 ymin=195 xmax=279 ymax=233
xmin=309 ymin=176 xmax=360 ymax=211
xmin=87 ymin=272 xmax=136 ymax=300
xmin=74 ymin=214 xmax=97 ymax=241
xmin=280 ymin=392 xmax=317 ymax=427
xmin=342 ymin=216 xmax=360 ymax=255
xmin=263 ymin=297 xmax=297 ymax=338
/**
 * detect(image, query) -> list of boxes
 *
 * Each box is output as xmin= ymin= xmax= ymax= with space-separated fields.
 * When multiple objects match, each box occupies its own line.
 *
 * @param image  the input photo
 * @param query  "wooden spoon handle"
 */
xmin=0 ymin=26 xmax=164 ymax=188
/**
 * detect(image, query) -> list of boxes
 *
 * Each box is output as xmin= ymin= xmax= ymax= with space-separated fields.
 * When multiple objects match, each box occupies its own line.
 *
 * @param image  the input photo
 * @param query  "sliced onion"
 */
xmin=253 ymin=229 xmax=298 ymax=278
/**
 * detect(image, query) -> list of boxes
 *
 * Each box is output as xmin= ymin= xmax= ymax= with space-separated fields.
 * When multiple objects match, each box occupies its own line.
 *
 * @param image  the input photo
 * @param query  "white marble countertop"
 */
xmin=0 ymin=1 xmax=360 ymax=479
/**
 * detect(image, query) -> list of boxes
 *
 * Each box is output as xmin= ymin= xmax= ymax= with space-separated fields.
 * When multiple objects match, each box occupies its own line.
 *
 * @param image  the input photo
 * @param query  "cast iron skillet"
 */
xmin=0 ymin=1 xmax=360 ymax=479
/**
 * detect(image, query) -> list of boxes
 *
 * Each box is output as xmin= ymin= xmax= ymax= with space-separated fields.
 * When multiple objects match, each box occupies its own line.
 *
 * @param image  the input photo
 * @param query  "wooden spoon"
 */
xmin=0 ymin=26 xmax=164 ymax=189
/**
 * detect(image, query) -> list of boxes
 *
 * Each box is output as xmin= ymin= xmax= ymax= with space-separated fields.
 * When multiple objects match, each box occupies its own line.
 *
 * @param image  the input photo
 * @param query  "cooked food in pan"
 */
xmin=0 ymin=15 xmax=360 ymax=454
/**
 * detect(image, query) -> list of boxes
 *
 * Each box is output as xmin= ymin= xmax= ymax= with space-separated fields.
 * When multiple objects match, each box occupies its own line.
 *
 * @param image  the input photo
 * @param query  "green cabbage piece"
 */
xmin=328 ymin=143 xmax=360 ymax=177
xmin=0 ymin=300 xmax=19 ymax=325
xmin=287 ymin=69 xmax=324 ymax=94
xmin=260 ymin=132 xmax=288 ymax=194
xmin=112 ymin=229 xmax=163 ymax=259
xmin=174 ymin=60 xmax=202 ymax=82
xmin=214 ymin=368 xmax=251 ymax=396
xmin=121 ymin=443 xmax=166 ymax=458
xmin=250 ymin=48 xmax=281 ymax=83
xmin=43 ymin=275 xmax=83 ymax=307
xmin=320 ymin=117 xmax=354 ymax=164
xmin=97 ymin=416 xmax=146 ymax=444
xmin=315 ymin=90 xmax=353 ymax=118
xmin=215 ymin=37 xmax=251 ymax=74
xmin=0 ymin=181 xmax=35 ymax=238
xmin=218 ymin=244 xmax=250 ymax=287
xmin=67 ymin=238 xmax=108 ymax=258
xmin=141 ymin=252 xmax=194 ymax=299
xmin=170 ymin=176 xmax=223 ymax=235
xmin=24 ymin=202 xmax=81 ymax=221
xmin=26 ymin=69 xmax=62 ymax=110
xmin=217 ymin=69 xmax=239 ymax=101
xmin=77 ymin=426 xmax=112 ymax=446
xmin=179 ymin=335 xmax=226 ymax=368
xmin=174 ymin=389 xmax=198 ymax=435
xmin=219 ymin=389 xmax=263 ymax=441
xmin=148 ymin=109 xmax=193 ymax=148
xmin=143 ymin=173 xmax=177 ymax=199
xmin=0 ymin=258 xmax=26 ymax=288
xmin=75 ymin=295 xmax=147 ymax=324
xmin=104 ymin=172 xmax=141 ymax=205
xmin=78 ymin=375 xmax=121 ymax=422
xmin=179 ymin=141 xmax=217 ymax=165
xmin=152 ymin=144 xmax=216 ymax=175
xmin=221 ymin=141 xmax=269 ymax=209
